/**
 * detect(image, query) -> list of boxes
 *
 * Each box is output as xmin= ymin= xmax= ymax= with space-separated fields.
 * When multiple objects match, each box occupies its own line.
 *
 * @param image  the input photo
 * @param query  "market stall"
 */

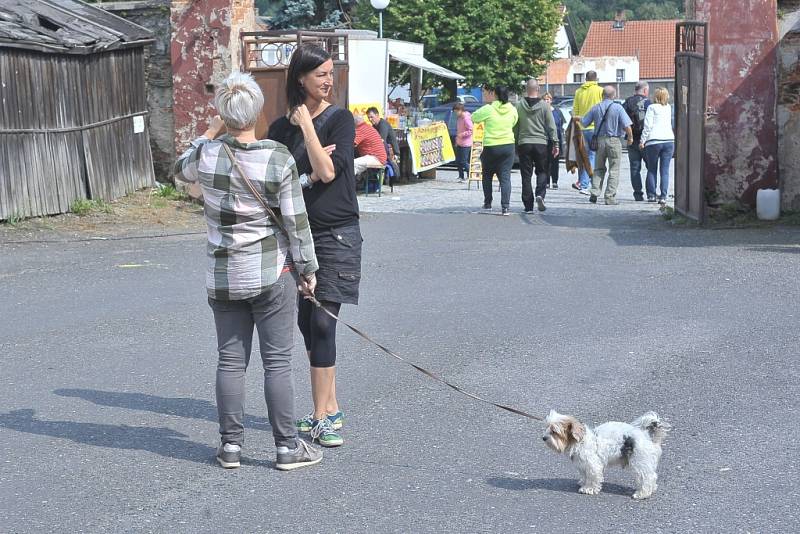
xmin=345 ymin=32 xmax=464 ymax=180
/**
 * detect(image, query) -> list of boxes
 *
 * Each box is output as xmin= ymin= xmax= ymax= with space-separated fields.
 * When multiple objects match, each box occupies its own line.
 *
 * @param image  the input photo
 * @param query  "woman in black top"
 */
xmin=268 ymin=44 xmax=361 ymax=449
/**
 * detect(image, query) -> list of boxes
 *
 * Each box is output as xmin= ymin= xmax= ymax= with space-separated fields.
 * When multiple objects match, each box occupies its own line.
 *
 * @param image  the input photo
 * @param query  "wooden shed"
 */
xmin=0 ymin=0 xmax=155 ymax=220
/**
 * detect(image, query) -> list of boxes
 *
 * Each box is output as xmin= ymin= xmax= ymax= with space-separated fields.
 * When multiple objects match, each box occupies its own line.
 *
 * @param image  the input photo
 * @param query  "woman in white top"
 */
xmin=640 ymin=87 xmax=675 ymax=205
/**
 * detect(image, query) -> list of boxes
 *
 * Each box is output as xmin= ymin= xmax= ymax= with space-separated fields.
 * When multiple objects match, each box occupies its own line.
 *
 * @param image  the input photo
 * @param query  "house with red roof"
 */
xmin=541 ymin=12 xmax=678 ymax=96
xmin=580 ymin=15 xmax=679 ymax=83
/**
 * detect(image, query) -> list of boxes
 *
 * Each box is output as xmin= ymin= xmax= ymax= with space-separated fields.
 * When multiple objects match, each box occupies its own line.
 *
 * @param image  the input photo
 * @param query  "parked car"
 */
xmin=420 ymin=94 xmax=440 ymax=109
xmin=456 ymin=94 xmax=479 ymax=104
xmin=425 ymin=102 xmax=483 ymax=143
xmin=552 ymin=96 xmax=573 ymax=109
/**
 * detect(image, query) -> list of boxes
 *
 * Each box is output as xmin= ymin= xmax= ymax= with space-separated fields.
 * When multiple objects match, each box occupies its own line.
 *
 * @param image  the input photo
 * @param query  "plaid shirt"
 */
xmin=175 ymin=135 xmax=317 ymax=300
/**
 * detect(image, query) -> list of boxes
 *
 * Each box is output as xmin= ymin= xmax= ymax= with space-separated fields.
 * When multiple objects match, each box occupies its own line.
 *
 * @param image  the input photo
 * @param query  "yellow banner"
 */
xmin=349 ymin=102 xmax=383 ymax=121
xmin=407 ymin=121 xmax=456 ymax=174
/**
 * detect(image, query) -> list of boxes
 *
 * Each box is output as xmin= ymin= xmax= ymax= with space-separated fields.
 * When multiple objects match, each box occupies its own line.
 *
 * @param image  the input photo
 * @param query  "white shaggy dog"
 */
xmin=542 ymin=410 xmax=671 ymax=499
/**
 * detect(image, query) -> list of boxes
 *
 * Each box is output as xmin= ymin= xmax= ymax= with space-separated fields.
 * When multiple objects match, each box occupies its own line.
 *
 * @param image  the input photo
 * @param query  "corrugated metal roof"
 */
xmin=580 ymin=20 xmax=679 ymax=79
xmin=0 ymin=0 xmax=153 ymax=54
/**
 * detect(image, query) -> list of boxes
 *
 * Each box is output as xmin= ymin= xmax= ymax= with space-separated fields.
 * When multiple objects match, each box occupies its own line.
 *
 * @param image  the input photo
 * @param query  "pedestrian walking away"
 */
xmin=571 ymin=70 xmax=603 ymax=193
xmin=581 ymin=86 xmax=633 ymax=205
xmin=472 ymin=85 xmax=518 ymax=215
xmin=543 ymin=92 xmax=565 ymax=189
xmin=623 ymin=81 xmax=651 ymax=201
xmin=453 ymin=102 xmax=473 ymax=182
xmin=268 ymin=43 xmax=363 ymax=449
xmin=640 ymin=87 xmax=675 ymax=205
xmin=514 ymin=79 xmax=559 ymax=213
xmin=174 ymin=72 xmax=323 ymax=471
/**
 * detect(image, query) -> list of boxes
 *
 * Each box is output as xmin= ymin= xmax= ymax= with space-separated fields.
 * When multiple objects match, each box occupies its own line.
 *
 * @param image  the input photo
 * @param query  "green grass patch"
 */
xmin=2 ymin=213 xmax=24 ymax=226
xmin=70 ymin=199 xmax=113 ymax=216
xmin=153 ymin=184 xmax=188 ymax=201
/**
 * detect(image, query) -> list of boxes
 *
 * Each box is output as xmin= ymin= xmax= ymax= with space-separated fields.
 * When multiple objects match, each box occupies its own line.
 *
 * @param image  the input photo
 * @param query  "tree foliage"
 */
xmin=563 ymin=0 xmax=684 ymax=48
xmin=352 ymin=0 xmax=563 ymax=89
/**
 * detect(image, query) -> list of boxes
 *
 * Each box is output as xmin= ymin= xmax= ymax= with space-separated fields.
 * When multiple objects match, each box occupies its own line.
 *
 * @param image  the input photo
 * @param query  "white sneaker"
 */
xmin=578 ymin=189 xmax=591 ymax=196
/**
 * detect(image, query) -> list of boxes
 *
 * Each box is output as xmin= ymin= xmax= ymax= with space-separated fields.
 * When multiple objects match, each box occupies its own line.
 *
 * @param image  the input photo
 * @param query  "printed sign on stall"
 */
xmin=349 ymin=102 xmax=384 ymax=121
xmin=407 ymin=121 xmax=455 ymax=174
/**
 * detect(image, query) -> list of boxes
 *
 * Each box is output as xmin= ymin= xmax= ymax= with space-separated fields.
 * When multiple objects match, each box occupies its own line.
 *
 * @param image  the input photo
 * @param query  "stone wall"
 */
xmin=102 ymin=0 xmax=175 ymax=182
xmin=778 ymin=0 xmax=800 ymax=210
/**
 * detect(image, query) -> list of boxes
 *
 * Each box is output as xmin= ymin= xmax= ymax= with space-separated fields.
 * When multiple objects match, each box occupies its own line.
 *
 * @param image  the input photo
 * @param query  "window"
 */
xmin=616 ymin=69 xmax=626 ymax=82
xmin=573 ymin=73 xmax=584 ymax=83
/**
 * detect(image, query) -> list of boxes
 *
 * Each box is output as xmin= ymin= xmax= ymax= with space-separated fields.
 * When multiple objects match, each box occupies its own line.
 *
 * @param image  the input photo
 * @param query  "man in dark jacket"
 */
xmin=622 ymin=82 xmax=650 ymax=201
xmin=514 ymin=79 xmax=559 ymax=212
xmin=367 ymin=107 xmax=400 ymax=183
xmin=367 ymin=107 xmax=399 ymax=158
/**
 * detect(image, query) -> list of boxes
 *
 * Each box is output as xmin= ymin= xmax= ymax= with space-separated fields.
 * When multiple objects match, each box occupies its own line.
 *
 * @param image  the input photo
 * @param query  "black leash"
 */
xmin=223 ymin=141 xmax=545 ymax=423
xmin=308 ymin=296 xmax=544 ymax=422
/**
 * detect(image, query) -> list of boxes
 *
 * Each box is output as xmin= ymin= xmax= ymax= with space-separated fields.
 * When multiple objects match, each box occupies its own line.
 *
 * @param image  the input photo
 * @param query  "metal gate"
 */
xmin=674 ymin=22 xmax=708 ymax=222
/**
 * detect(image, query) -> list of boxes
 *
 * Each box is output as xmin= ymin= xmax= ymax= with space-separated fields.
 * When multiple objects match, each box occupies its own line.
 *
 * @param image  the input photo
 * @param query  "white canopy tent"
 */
xmin=342 ymin=31 xmax=463 ymax=112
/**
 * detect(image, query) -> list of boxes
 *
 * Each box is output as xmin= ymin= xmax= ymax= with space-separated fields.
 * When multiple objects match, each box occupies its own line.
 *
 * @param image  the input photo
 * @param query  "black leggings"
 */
xmin=297 ymin=298 xmax=341 ymax=368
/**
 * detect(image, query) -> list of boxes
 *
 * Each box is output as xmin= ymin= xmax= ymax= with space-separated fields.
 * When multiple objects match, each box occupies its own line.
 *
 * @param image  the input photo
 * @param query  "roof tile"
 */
xmin=580 ymin=20 xmax=680 ymax=79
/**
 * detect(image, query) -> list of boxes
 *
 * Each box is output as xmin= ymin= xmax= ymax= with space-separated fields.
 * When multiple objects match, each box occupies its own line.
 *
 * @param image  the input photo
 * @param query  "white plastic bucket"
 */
xmin=756 ymin=188 xmax=780 ymax=221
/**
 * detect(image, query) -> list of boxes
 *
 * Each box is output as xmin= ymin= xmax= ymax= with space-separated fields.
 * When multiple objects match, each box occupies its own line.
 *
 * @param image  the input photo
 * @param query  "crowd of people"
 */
xmin=465 ymin=70 xmax=675 ymax=213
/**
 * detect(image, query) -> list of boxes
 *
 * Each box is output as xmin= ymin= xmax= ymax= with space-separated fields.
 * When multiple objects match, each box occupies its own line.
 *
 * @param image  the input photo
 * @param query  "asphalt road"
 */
xmin=1 ymin=208 xmax=798 ymax=533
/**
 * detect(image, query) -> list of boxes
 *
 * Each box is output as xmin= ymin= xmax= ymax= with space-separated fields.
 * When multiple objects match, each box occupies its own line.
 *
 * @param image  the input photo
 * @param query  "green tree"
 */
xmin=353 ymin=0 xmax=563 ymax=90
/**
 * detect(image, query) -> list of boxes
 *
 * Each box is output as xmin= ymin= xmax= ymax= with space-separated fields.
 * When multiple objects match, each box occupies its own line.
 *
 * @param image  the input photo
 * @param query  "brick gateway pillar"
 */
xmin=688 ymin=0 xmax=780 ymax=208
xmin=171 ymin=0 xmax=255 ymax=152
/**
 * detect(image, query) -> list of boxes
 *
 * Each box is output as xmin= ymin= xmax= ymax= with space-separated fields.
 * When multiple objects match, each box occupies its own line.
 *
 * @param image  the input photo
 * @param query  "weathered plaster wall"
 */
xmin=691 ymin=0 xmax=780 ymax=207
xmin=102 ymin=0 xmax=175 ymax=181
xmin=170 ymin=0 xmax=255 ymax=152
xmin=778 ymin=0 xmax=800 ymax=210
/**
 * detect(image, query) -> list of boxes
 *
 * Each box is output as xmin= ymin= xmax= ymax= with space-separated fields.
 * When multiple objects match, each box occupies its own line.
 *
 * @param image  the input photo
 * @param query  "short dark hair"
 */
xmin=586 ymin=70 xmax=598 ymax=81
xmin=286 ymin=44 xmax=331 ymax=109
xmin=452 ymin=102 xmax=464 ymax=111
xmin=366 ymin=106 xmax=380 ymax=115
xmin=494 ymin=85 xmax=510 ymax=104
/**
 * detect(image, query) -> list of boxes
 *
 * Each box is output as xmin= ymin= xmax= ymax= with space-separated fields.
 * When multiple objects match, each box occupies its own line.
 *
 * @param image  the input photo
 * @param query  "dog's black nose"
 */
xmin=542 ymin=437 xmax=548 ymax=441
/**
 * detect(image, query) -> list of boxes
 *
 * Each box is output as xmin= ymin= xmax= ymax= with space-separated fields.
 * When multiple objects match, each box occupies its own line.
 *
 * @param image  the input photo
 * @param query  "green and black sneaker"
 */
xmin=310 ymin=418 xmax=343 ymax=447
xmin=297 ymin=410 xmax=344 ymax=432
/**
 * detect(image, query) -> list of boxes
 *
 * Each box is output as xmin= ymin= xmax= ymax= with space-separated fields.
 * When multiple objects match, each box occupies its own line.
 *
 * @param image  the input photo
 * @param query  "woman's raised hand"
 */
xmin=289 ymin=105 xmax=313 ymax=129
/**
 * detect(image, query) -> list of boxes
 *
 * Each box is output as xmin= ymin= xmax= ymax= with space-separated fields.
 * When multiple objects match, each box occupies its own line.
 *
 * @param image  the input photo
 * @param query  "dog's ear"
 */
xmin=568 ymin=419 xmax=585 ymax=443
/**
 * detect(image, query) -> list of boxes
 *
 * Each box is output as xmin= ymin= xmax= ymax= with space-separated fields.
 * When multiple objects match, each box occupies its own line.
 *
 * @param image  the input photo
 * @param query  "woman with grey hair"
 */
xmin=174 ymin=71 xmax=322 ymax=471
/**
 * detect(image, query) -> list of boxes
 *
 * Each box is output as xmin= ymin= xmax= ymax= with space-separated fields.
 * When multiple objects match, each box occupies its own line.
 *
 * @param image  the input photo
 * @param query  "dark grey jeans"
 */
xmin=481 ymin=143 xmax=515 ymax=209
xmin=208 ymin=271 xmax=298 ymax=449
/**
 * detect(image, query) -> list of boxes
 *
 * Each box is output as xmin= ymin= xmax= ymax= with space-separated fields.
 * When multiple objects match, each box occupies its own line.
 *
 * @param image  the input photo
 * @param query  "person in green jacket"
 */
xmin=571 ymin=71 xmax=604 ymax=192
xmin=472 ymin=85 xmax=518 ymax=215
xmin=514 ymin=79 xmax=559 ymax=213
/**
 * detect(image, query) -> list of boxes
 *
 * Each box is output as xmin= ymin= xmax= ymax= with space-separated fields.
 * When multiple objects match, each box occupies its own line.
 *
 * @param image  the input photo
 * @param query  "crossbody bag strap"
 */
xmin=221 ymin=143 xmax=289 ymax=236
xmin=595 ymin=102 xmax=612 ymax=133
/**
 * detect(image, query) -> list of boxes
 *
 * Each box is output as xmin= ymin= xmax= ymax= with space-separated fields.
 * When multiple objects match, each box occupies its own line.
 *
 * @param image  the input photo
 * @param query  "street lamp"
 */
xmin=370 ymin=0 xmax=390 ymax=39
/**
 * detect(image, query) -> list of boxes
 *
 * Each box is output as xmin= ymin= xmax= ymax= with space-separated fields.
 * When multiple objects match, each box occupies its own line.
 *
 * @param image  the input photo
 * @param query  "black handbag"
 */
xmin=588 ymin=104 xmax=612 ymax=152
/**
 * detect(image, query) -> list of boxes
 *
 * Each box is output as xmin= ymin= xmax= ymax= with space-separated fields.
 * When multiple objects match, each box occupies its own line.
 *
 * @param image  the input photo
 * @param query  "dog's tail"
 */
xmin=632 ymin=412 xmax=671 ymax=445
